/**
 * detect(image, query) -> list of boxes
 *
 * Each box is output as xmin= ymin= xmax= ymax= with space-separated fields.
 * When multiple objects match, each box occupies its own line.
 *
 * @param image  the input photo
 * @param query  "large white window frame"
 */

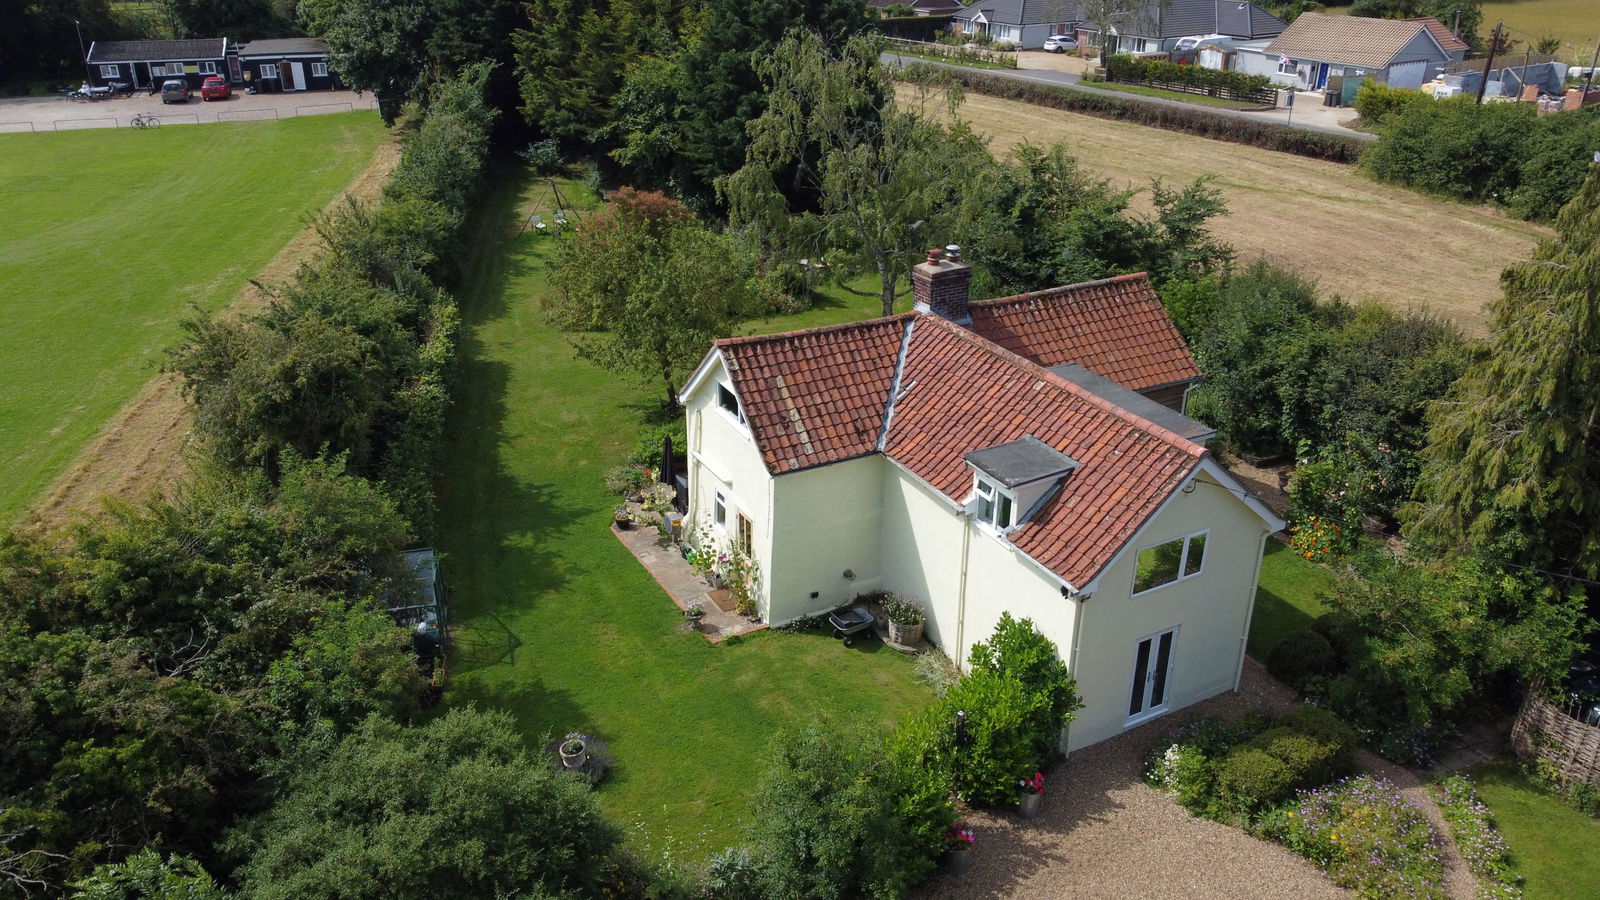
xmin=99 ymin=65 xmax=119 ymax=78
xmin=199 ymin=61 xmax=217 ymax=74
xmin=260 ymin=63 xmax=278 ymax=79
xmin=312 ymin=62 xmax=329 ymax=77
xmin=1131 ymin=530 xmax=1209 ymax=596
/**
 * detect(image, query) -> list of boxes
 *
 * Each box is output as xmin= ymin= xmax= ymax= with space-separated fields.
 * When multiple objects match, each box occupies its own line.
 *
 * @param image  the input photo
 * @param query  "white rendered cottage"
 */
xmin=679 ymin=249 xmax=1283 ymax=749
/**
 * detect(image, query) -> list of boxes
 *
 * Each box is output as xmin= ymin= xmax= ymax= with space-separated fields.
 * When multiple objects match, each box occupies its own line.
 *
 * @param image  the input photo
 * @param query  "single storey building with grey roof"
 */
xmin=237 ymin=38 xmax=339 ymax=92
xmin=84 ymin=38 xmax=231 ymax=91
xmin=953 ymin=1 xmax=1083 ymax=49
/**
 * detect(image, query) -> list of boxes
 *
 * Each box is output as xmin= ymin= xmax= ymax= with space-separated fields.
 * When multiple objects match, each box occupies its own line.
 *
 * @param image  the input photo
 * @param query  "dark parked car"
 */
xmin=1564 ymin=656 xmax=1600 ymax=726
xmin=161 ymin=79 xmax=191 ymax=104
xmin=200 ymin=75 xmax=231 ymax=101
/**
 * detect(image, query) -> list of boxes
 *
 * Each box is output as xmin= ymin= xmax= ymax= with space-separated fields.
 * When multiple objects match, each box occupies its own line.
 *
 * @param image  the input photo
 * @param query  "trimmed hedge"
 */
xmin=1106 ymin=54 xmax=1273 ymax=103
xmin=911 ymin=65 xmax=1366 ymax=163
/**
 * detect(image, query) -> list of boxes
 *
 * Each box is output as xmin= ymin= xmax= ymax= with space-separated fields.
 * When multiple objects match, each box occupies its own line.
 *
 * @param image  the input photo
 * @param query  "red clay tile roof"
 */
xmin=966 ymin=273 xmax=1203 ymax=391
xmin=1408 ymin=17 xmax=1468 ymax=53
xmin=713 ymin=297 xmax=1208 ymax=587
xmin=883 ymin=317 xmax=1203 ymax=587
xmin=717 ymin=315 xmax=910 ymax=474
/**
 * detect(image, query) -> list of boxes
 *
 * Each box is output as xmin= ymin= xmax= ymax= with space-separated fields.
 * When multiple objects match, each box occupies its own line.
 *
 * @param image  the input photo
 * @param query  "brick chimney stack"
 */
xmin=911 ymin=245 xmax=973 ymax=324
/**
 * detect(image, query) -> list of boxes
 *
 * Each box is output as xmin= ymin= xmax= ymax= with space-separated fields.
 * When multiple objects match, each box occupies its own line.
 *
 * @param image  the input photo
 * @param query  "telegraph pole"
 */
xmin=74 ymin=19 xmax=92 ymax=82
xmin=1476 ymin=22 xmax=1503 ymax=104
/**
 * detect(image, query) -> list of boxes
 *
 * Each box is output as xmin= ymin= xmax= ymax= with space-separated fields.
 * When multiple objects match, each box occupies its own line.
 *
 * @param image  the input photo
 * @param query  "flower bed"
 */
xmin=1258 ymin=776 xmax=1444 ymax=899
xmin=1432 ymin=775 xmax=1523 ymax=899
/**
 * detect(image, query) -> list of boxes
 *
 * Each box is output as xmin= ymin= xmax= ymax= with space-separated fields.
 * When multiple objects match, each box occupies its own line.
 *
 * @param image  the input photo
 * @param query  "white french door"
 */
xmin=1127 ymin=627 xmax=1178 ymax=725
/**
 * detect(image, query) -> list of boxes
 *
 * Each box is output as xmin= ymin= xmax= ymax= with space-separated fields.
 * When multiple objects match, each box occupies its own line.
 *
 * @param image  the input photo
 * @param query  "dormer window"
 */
xmin=974 ymin=477 xmax=1015 ymax=529
xmin=717 ymin=383 xmax=746 ymax=425
xmin=964 ymin=435 xmax=1080 ymax=534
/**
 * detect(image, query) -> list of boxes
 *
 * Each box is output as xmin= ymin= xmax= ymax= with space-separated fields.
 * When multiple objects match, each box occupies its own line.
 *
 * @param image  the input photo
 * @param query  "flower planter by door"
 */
xmin=1019 ymin=791 xmax=1042 ymax=819
xmin=944 ymin=849 xmax=971 ymax=875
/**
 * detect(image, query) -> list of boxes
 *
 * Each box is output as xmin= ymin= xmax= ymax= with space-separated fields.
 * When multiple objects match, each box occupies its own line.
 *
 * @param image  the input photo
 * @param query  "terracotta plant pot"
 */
xmin=1019 ymin=791 xmax=1042 ymax=819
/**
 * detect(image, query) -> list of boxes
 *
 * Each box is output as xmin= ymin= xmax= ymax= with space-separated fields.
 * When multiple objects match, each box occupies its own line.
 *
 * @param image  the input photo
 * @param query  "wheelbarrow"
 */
xmin=827 ymin=605 xmax=875 ymax=647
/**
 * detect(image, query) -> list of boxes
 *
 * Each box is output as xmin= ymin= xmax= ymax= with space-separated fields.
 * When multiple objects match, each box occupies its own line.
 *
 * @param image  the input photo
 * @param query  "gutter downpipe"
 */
xmin=955 ymin=510 xmax=973 ymax=667
xmin=1062 ymin=586 xmax=1086 ymax=753
xmin=1233 ymin=529 xmax=1272 ymax=691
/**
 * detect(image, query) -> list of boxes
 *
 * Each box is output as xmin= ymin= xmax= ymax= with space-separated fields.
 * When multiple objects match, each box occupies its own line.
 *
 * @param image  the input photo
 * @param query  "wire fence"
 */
xmin=13 ymin=95 xmax=380 ymax=132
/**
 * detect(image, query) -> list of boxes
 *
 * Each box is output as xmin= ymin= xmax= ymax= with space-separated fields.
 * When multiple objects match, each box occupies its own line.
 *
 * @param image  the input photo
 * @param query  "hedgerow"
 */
xmin=911 ymin=65 xmax=1366 ymax=163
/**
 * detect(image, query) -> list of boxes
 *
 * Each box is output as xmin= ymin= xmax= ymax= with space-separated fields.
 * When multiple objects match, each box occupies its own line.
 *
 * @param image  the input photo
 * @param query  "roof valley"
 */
xmin=875 ymin=318 xmax=918 ymax=452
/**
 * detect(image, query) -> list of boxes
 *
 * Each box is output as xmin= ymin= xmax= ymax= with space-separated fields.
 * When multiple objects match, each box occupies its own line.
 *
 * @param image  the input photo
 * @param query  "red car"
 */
xmin=200 ymin=75 xmax=231 ymax=101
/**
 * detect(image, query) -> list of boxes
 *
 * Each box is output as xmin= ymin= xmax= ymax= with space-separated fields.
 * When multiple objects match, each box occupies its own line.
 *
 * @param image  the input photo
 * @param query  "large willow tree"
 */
xmin=1406 ymin=167 xmax=1600 ymax=581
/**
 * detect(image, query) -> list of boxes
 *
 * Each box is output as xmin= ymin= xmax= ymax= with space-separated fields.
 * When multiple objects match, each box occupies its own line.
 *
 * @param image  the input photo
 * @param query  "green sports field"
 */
xmin=0 ymin=113 xmax=387 ymax=523
xmin=1480 ymin=1 xmax=1599 ymax=58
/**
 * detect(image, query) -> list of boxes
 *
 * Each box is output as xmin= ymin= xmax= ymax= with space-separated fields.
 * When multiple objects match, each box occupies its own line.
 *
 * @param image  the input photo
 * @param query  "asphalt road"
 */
xmin=883 ymin=54 xmax=1376 ymax=142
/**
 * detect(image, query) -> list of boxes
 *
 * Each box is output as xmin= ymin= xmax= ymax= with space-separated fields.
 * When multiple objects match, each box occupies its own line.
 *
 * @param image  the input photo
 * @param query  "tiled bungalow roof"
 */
xmin=1266 ymin=12 xmax=1439 ymax=69
xmin=1407 ymin=17 xmax=1468 ymax=53
xmin=967 ymin=273 xmax=1203 ymax=391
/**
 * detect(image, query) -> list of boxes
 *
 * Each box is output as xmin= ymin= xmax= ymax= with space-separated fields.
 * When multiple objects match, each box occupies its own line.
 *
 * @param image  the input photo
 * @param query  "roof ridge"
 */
xmin=970 ymin=271 xmax=1151 ymax=309
xmin=715 ymin=312 xmax=913 ymax=349
xmin=923 ymin=315 xmax=1206 ymax=457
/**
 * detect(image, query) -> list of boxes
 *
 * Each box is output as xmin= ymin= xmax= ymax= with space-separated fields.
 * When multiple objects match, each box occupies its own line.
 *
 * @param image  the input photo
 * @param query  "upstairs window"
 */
xmin=714 ymin=491 xmax=727 ymax=529
xmin=717 ymin=383 xmax=745 ymax=424
xmin=974 ymin=477 xmax=1015 ymax=530
xmin=1133 ymin=531 xmax=1208 ymax=595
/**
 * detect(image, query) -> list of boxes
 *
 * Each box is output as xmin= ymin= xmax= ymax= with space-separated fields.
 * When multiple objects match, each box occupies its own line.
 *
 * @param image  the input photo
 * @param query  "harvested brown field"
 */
xmin=906 ymin=86 xmax=1552 ymax=334
xmin=31 ymin=137 xmax=402 ymax=527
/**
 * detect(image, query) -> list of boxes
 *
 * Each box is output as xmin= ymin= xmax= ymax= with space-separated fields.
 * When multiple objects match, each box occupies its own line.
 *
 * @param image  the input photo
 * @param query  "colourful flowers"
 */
xmin=945 ymin=822 xmax=974 ymax=849
xmin=1433 ymin=776 xmax=1522 ymax=898
xmin=1259 ymin=775 xmax=1444 ymax=899
xmin=1289 ymin=513 xmax=1347 ymax=559
xmin=1019 ymin=771 xmax=1045 ymax=796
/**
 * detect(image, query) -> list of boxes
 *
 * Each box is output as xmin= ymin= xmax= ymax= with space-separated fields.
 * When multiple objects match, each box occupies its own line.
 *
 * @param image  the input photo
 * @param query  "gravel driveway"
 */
xmin=914 ymin=660 xmax=1350 ymax=899
xmin=0 ymin=88 xmax=377 ymax=133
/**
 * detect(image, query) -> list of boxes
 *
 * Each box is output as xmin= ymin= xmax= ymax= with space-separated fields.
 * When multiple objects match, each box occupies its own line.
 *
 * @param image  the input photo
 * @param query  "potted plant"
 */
xmin=1018 ymin=771 xmax=1045 ymax=819
xmin=944 ymin=822 xmax=974 ymax=874
xmin=684 ymin=600 xmax=705 ymax=625
xmin=613 ymin=507 xmax=633 ymax=529
xmin=882 ymin=594 xmax=925 ymax=645
xmin=559 ymin=733 xmax=588 ymax=770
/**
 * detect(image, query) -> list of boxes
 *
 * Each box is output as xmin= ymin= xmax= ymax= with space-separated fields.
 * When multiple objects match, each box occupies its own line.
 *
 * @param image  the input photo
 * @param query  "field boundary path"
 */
xmin=29 ymin=134 xmax=401 ymax=527
xmin=883 ymin=53 xmax=1374 ymax=140
xmin=0 ymin=89 xmax=379 ymax=133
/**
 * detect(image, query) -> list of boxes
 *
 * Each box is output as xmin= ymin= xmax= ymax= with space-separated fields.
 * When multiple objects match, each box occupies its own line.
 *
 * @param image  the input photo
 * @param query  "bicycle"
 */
xmin=130 ymin=112 xmax=160 ymax=129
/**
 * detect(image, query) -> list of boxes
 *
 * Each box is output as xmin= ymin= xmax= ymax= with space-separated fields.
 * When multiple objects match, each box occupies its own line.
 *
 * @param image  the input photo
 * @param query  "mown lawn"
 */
xmin=1248 ymin=540 xmax=1336 ymax=659
xmin=1089 ymin=81 xmax=1263 ymax=109
xmin=1467 ymin=761 xmax=1600 ymax=900
xmin=433 ymin=167 xmax=931 ymax=861
xmin=0 ymin=113 xmax=387 ymax=522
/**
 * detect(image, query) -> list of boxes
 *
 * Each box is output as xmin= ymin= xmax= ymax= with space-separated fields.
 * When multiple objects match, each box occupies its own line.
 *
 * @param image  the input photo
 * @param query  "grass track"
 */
xmin=907 ymin=85 xmax=1552 ymax=334
xmin=435 ymin=166 xmax=929 ymax=861
xmin=0 ymin=113 xmax=387 ymax=522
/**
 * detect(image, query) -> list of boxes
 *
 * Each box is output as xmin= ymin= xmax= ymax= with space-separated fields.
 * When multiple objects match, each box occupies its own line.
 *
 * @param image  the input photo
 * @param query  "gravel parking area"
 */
xmin=914 ymin=660 xmax=1351 ymax=899
xmin=0 ymin=88 xmax=377 ymax=133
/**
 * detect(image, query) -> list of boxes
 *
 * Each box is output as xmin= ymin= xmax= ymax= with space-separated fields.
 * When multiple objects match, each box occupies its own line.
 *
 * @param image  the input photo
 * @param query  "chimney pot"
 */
xmin=912 ymin=244 xmax=973 ymax=324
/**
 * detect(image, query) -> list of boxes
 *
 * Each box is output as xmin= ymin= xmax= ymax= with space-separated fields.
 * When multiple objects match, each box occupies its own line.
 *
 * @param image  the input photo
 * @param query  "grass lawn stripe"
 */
xmin=0 ymin=113 xmax=387 ymax=522
xmin=435 ymin=165 xmax=930 ymax=860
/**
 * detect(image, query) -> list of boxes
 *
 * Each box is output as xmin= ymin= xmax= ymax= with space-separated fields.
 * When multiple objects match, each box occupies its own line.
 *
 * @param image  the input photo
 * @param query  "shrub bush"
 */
xmin=1352 ymin=81 xmax=1430 ymax=125
xmin=752 ymin=721 xmax=930 ymax=899
xmin=1267 ymin=630 xmax=1338 ymax=691
xmin=967 ymin=612 xmax=1082 ymax=762
xmin=1217 ymin=747 xmax=1294 ymax=813
xmin=1107 ymin=54 xmax=1271 ymax=99
xmin=911 ymin=65 xmax=1366 ymax=163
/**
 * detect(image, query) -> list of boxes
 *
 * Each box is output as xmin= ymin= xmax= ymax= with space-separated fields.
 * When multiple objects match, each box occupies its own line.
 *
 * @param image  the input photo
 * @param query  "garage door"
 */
xmin=1388 ymin=60 xmax=1428 ymax=90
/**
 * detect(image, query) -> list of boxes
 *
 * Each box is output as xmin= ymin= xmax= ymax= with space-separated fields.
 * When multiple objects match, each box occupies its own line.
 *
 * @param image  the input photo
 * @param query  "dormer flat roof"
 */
xmin=966 ymin=435 xmax=1081 ymax=488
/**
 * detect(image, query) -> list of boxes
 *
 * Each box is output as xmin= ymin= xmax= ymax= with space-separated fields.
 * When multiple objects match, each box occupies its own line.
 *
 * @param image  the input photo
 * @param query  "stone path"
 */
xmin=608 ymin=515 xmax=767 ymax=643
